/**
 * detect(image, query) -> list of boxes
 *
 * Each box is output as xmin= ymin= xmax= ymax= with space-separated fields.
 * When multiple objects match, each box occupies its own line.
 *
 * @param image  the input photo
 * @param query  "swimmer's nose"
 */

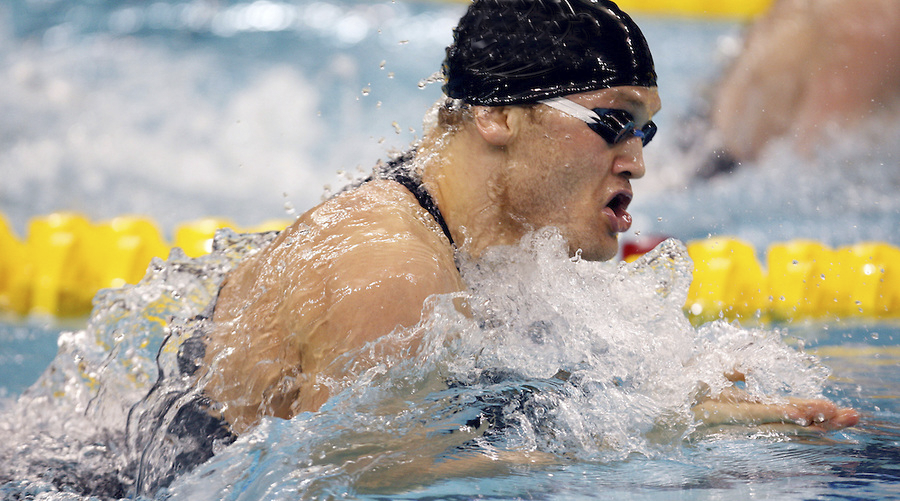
xmin=612 ymin=137 xmax=646 ymax=179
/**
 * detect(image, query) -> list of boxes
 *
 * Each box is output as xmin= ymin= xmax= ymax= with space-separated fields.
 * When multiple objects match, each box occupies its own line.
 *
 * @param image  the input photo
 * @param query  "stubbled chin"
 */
xmin=572 ymin=235 xmax=618 ymax=262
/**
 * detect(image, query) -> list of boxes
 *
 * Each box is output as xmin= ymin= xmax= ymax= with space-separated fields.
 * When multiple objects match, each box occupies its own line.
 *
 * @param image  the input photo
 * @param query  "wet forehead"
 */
xmin=568 ymin=86 xmax=662 ymax=121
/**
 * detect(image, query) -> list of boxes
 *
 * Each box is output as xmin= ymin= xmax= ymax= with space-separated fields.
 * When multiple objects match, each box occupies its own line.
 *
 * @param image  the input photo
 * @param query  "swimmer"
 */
xmin=710 ymin=0 xmax=900 ymax=165
xmin=195 ymin=0 xmax=858 ymax=439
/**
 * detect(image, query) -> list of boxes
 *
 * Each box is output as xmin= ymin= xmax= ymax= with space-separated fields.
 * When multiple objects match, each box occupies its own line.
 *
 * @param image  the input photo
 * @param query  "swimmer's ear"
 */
xmin=472 ymin=106 xmax=522 ymax=146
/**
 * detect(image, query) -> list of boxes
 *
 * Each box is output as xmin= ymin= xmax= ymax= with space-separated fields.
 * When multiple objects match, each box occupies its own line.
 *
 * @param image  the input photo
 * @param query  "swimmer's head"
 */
xmin=442 ymin=0 xmax=657 ymax=106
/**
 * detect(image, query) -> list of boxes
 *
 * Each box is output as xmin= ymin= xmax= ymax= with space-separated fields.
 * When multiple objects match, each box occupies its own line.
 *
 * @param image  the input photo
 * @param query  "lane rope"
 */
xmin=2 ymin=212 xmax=898 ymax=321
xmin=441 ymin=0 xmax=776 ymax=20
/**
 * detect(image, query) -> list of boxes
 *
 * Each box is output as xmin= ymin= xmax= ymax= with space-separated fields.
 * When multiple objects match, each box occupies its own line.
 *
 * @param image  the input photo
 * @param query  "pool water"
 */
xmin=2 ymin=232 xmax=898 ymax=501
xmin=2 ymin=1 xmax=900 ymax=500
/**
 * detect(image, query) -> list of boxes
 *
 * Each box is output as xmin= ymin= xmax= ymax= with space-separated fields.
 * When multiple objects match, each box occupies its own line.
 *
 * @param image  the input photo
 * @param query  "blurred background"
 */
xmin=1 ymin=0 xmax=899 ymax=287
xmin=0 ymin=0 xmax=773 ymax=236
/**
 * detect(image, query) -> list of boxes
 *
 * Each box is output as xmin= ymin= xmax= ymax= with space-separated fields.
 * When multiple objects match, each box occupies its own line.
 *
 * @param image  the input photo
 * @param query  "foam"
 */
xmin=0 ymin=230 xmax=833 ymax=498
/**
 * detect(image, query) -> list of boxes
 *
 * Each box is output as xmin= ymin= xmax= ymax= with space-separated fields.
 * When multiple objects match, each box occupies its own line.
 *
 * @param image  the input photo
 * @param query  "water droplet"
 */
xmin=570 ymin=248 xmax=583 ymax=262
xmin=361 ymin=87 xmax=370 ymax=96
xmin=418 ymin=71 xmax=442 ymax=89
xmin=283 ymin=192 xmax=296 ymax=216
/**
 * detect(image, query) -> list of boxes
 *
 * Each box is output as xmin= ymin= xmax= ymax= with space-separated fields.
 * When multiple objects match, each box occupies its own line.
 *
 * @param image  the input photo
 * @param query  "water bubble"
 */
xmin=570 ymin=248 xmax=583 ymax=262
xmin=283 ymin=192 xmax=296 ymax=216
xmin=361 ymin=87 xmax=370 ymax=96
xmin=417 ymin=71 xmax=442 ymax=89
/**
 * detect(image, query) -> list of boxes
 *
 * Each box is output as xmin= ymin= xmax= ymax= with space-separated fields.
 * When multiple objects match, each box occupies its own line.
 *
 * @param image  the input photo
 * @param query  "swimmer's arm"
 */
xmin=288 ymin=189 xmax=465 ymax=410
xmin=293 ymin=234 xmax=462 ymax=411
xmin=322 ymin=233 xmax=464 ymax=349
xmin=691 ymin=386 xmax=859 ymax=434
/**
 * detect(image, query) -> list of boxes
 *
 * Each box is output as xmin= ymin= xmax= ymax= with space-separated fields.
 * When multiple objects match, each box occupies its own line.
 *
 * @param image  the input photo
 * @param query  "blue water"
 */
xmin=2 ymin=1 xmax=900 ymax=500
xmin=0 ymin=320 xmax=62 ymax=399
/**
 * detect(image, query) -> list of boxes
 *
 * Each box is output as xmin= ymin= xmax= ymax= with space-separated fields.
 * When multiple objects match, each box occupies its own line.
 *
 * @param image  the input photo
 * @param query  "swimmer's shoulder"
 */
xmin=219 ymin=180 xmax=458 ymax=306
xmin=287 ymin=179 xmax=452 ymax=254
xmin=311 ymin=180 xmax=464 ymax=297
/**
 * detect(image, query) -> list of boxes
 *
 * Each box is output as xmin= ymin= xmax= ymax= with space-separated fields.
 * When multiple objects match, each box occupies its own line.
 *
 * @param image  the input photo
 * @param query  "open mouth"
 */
xmin=607 ymin=192 xmax=632 ymax=218
xmin=603 ymin=192 xmax=633 ymax=233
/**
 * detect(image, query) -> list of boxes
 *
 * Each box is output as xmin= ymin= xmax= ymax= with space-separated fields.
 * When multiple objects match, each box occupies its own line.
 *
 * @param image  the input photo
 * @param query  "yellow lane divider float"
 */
xmin=685 ymin=237 xmax=900 ymax=324
xmin=439 ymin=0 xmax=776 ymax=20
xmin=0 ymin=212 xmax=290 ymax=317
xmin=613 ymin=0 xmax=774 ymax=19
xmin=2 ymin=212 xmax=899 ymax=322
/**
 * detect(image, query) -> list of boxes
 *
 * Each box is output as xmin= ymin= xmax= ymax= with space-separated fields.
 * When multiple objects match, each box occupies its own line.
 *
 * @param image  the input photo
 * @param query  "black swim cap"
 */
xmin=442 ymin=0 xmax=657 ymax=106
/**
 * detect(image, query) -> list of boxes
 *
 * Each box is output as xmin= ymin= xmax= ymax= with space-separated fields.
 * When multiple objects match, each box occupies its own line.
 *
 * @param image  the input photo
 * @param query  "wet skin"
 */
xmin=204 ymin=181 xmax=464 ymax=434
xmin=424 ymin=86 xmax=661 ymax=262
xmin=202 ymin=85 xmax=857 ymax=437
xmin=502 ymin=86 xmax=661 ymax=261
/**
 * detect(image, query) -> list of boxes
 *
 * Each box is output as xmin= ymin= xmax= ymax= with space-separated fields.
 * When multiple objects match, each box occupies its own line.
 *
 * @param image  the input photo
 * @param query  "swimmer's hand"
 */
xmin=692 ymin=386 xmax=859 ymax=434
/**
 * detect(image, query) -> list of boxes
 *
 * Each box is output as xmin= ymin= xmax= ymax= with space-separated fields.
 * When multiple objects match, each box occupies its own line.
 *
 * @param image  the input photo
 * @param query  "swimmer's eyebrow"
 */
xmin=603 ymin=94 xmax=658 ymax=124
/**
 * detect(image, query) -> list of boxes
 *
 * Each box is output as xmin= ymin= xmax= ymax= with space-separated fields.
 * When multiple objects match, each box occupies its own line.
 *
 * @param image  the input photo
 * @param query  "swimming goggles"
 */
xmin=540 ymin=97 xmax=657 ymax=146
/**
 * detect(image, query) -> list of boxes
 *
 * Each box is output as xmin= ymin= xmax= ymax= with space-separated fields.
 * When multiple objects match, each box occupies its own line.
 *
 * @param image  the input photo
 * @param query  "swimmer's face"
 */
xmin=498 ymin=86 xmax=661 ymax=261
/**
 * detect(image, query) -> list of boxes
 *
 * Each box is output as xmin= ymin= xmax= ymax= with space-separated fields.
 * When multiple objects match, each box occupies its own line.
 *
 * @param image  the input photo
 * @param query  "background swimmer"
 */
xmin=710 ymin=0 xmax=900 ymax=165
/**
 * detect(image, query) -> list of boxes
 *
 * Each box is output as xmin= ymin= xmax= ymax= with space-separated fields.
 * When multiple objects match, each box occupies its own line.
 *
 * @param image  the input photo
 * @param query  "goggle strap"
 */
xmin=540 ymin=97 xmax=656 ymax=146
xmin=540 ymin=97 xmax=601 ymax=124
